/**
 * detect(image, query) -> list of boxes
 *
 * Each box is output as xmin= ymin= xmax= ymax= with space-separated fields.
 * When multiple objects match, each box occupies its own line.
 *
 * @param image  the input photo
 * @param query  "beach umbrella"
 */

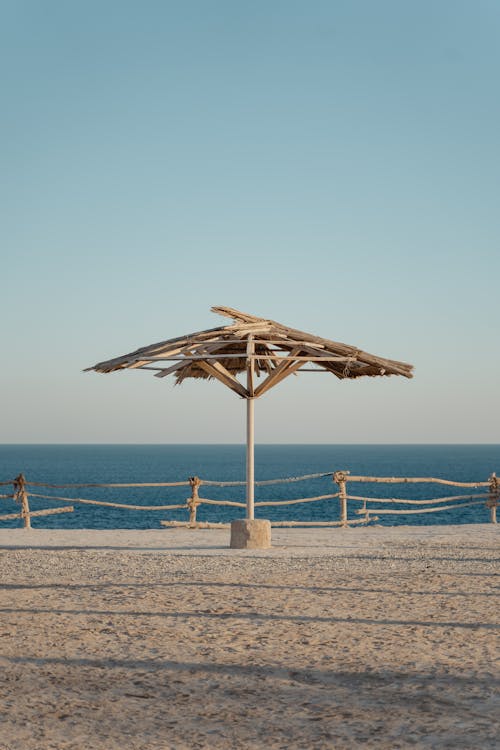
xmin=85 ymin=306 xmax=414 ymax=520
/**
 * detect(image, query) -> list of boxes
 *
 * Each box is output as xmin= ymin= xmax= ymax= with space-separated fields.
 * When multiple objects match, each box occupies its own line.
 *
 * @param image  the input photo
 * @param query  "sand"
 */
xmin=0 ymin=525 xmax=498 ymax=749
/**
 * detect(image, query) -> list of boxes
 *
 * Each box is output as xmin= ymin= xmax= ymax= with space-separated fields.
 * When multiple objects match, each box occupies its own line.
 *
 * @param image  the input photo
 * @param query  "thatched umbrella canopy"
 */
xmin=86 ymin=306 xmax=414 ymax=519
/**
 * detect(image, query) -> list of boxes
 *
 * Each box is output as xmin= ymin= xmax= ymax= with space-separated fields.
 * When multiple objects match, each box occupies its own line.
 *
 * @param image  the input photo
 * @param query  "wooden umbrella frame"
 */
xmin=86 ymin=306 xmax=414 ymax=520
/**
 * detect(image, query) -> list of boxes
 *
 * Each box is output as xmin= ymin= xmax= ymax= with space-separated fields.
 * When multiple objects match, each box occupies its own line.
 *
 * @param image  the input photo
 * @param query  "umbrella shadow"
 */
xmin=1 ymin=605 xmax=498 ymax=630
xmin=1 ymin=580 xmax=498 ymax=598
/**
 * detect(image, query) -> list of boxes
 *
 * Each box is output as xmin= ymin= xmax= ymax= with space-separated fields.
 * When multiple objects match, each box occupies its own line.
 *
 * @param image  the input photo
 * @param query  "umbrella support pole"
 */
xmin=231 ymin=376 xmax=272 ymax=548
xmin=246 ymin=396 xmax=255 ymax=520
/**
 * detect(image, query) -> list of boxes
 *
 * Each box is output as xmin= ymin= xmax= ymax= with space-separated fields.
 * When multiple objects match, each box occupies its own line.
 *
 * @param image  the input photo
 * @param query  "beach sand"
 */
xmin=0 ymin=525 xmax=498 ymax=749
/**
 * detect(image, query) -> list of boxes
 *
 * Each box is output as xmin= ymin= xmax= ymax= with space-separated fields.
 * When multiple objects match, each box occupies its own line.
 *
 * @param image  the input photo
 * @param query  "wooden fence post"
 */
xmin=333 ymin=471 xmax=349 ymax=528
xmin=187 ymin=476 xmax=201 ymax=527
xmin=488 ymin=473 xmax=498 ymax=524
xmin=14 ymin=474 xmax=31 ymax=529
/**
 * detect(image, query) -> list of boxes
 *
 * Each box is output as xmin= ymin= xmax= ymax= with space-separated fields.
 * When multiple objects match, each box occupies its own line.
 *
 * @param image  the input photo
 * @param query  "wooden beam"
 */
xmin=153 ymin=341 xmax=235 ymax=378
xmin=129 ymin=339 xmax=229 ymax=369
xmin=28 ymin=506 xmax=74 ymax=518
xmin=283 ymin=327 xmax=413 ymax=375
xmin=197 ymin=360 xmax=249 ymax=398
xmin=146 ymin=353 xmax=352 ymax=363
xmin=154 ymin=360 xmax=190 ymax=378
xmin=85 ymin=326 xmax=228 ymax=371
xmin=254 ymin=351 xmax=305 ymax=398
xmin=246 ymin=336 xmax=255 ymax=397
xmin=0 ymin=506 xmax=74 ymax=521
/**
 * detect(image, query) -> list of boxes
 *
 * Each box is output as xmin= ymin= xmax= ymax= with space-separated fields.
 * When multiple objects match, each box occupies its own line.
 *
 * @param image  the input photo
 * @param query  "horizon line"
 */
xmin=1 ymin=442 xmax=499 ymax=447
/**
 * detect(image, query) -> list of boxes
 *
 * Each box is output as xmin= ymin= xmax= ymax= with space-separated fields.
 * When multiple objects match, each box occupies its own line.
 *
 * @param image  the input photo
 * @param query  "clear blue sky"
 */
xmin=2 ymin=0 xmax=499 ymax=443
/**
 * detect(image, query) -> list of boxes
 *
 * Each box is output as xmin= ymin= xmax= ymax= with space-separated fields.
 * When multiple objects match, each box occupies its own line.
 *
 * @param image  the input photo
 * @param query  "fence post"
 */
xmin=488 ymin=473 xmax=498 ymax=524
xmin=333 ymin=471 xmax=349 ymax=528
xmin=14 ymin=474 xmax=31 ymax=529
xmin=187 ymin=476 xmax=201 ymax=527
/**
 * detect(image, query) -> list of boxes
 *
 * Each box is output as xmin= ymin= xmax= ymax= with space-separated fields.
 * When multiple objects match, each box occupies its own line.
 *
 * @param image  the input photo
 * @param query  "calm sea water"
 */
xmin=0 ymin=444 xmax=498 ymax=529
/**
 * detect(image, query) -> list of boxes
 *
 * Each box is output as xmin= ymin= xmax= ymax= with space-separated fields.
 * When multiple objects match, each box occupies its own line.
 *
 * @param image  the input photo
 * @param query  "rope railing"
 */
xmin=346 ymin=475 xmax=489 ymax=487
xmin=0 ymin=469 xmax=497 ymax=529
xmin=343 ymin=471 xmax=498 ymax=527
xmin=28 ymin=492 xmax=188 ymax=511
xmin=23 ymin=480 xmax=190 ymax=488
xmin=346 ymin=493 xmax=490 ymax=505
xmin=201 ymin=472 xmax=332 ymax=487
xmin=354 ymin=500 xmax=486 ymax=516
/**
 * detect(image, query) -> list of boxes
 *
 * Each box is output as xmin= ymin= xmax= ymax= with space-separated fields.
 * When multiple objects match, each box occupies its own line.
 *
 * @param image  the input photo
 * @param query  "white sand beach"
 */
xmin=0 ymin=525 xmax=498 ymax=749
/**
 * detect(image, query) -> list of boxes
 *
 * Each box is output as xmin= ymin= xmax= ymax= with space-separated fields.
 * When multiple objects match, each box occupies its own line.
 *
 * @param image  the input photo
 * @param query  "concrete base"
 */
xmin=230 ymin=519 xmax=272 ymax=549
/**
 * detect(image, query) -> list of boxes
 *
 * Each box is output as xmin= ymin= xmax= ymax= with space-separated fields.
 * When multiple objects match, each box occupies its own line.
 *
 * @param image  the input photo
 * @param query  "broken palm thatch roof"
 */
xmin=86 ymin=306 xmax=414 ymax=399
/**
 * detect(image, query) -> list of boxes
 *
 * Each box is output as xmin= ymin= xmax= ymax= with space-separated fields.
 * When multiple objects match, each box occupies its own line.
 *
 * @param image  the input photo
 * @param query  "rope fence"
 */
xmin=0 ymin=469 xmax=497 ymax=529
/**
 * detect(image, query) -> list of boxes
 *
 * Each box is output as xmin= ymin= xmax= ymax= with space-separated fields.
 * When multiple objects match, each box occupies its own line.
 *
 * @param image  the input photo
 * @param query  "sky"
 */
xmin=2 ymin=0 xmax=499 ymax=444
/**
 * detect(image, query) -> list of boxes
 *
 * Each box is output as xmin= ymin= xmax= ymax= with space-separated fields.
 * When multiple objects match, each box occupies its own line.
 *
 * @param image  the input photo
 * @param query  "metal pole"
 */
xmin=246 ymin=335 xmax=255 ymax=521
xmin=246 ymin=396 xmax=255 ymax=520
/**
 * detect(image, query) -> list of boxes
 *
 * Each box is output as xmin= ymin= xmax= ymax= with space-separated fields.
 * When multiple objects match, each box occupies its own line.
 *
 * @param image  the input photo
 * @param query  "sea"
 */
xmin=0 ymin=444 xmax=498 ymax=529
